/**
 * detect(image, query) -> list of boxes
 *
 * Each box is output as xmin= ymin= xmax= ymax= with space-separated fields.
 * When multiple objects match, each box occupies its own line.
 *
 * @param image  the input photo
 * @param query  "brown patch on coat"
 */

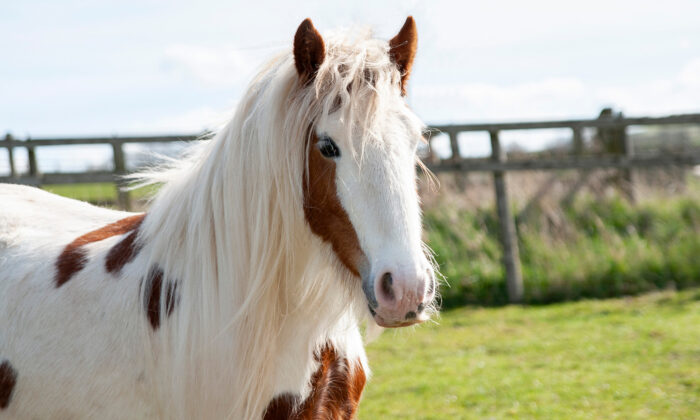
xmin=293 ymin=18 xmax=325 ymax=85
xmin=262 ymin=394 xmax=298 ymax=420
xmin=303 ymin=133 xmax=366 ymax=277
xmin=143 ymin=266 xmax=179 ymax=330
xmin=105 ymin=228 xmax=143 ymax=274
xmin=0 ymin=360 xmax=18 ymax=410
xmin=389 ymin=16 xmax=418 ymax=95
xmin=55 ymin=214 xmax=146 ymax=287
xmin=263 ymin=345 xmax=366 ymax=420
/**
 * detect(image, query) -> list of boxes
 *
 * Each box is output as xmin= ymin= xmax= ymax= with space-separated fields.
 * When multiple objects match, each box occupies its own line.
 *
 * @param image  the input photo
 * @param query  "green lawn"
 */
xmin=42 ymin=182 xmax=121 ymax=204
xmin=359 ymin=289 xmax=700 ymax=419
xmin=42 ymin=182 xmax=155 ymax=207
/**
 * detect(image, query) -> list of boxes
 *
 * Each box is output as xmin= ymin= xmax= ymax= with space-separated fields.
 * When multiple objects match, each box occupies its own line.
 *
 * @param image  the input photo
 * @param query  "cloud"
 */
xmin=413 ymin=57 xmax=700 ymax=126
xmin=413 ymin=58 xmax=700 ymax=152
xmin=413 ymin=78 xmax=595 ymax=124
xmin=678 ymin=58 xmax=700 ymax=87
xmin=162 ymin=44 xmax=270 ymax=87
xmin=595 ymin=57 xmax=700 ymax=115
xmin=127 ymin=106 xmax=235 ymax=134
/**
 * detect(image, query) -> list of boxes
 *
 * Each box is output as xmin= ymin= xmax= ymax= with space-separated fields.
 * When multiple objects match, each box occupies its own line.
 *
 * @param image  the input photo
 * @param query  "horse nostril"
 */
xmin=380 ymin=272 xmax=395 ymax=302
xmin=417 ymin=303 xmax=425 ymax=313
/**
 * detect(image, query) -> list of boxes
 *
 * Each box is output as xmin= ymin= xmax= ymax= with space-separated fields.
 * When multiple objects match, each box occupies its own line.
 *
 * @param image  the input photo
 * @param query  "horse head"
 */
xmin=293 ymin=17 xmax=437 ymax=328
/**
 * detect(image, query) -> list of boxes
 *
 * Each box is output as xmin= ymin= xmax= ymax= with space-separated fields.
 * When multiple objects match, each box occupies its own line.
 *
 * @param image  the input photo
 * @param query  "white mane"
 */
xmin=128 ymin=29 xmax=423 ymax=419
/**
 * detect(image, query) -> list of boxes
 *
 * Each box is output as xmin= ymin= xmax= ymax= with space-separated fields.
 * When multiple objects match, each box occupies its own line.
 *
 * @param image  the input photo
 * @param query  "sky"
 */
xmin=2 ymin=0 xmax=700 ymax=159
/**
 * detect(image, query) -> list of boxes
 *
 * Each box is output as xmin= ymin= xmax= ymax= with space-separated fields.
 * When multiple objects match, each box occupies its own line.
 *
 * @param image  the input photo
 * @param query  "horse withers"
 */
xmin=0 ymin=16 xmax=437 ymax=419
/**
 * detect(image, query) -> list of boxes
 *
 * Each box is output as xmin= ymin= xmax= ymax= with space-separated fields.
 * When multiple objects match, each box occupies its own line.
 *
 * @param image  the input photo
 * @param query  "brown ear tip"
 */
xmin=404 ymin=16 xmax=416 ymax=29
xmin=296 ymin=18 xmax=316 ymax=38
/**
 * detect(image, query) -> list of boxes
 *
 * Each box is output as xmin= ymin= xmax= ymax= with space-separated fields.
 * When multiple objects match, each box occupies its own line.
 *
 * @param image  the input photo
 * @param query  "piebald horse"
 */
xmin=0 ymin=17 xmax=436 ymax=419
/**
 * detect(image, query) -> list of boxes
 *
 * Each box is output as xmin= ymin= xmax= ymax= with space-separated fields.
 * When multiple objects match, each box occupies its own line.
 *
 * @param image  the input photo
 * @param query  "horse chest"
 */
xmin=264 ymin=345 xmax=366 ymax=420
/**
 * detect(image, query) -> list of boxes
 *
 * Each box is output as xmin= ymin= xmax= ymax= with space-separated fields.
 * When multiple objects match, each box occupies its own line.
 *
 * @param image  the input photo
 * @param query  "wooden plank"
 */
xmin=428 ymin=153 xmax=700 ymax=173
xmin=432 ymin=113 xmax=700 ymax=133
xmin=1 ymin=135 xmax=201 ymax=147
xmin=2 ymin=152 xmax=699 ymax=186
xmin=490 ymin=130 xmax=524 ymax=304
xmin=0 ymin=172 xmax=117 ymax=185
xmin=1 ymin=113 xmax=698 ymax=149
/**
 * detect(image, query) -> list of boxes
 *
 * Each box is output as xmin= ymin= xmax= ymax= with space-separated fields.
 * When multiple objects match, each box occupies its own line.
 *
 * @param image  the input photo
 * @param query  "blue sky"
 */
xmin=2 ymin=0 xmax=699 ymax=147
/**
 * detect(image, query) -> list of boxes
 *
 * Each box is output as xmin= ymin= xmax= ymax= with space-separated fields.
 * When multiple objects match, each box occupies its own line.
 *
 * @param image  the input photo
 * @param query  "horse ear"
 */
xmin=389 ymin=16 xmax=418 ymax=95
xmin=294 ymin=18 xmax=326 ymax=84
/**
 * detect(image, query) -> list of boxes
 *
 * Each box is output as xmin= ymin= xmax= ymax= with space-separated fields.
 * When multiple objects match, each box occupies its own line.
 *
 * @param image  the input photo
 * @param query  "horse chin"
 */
xmin=365 ymin=299 xmax=428 ymax=328
xmin=371 ymin=313 xmax=425 ymax=328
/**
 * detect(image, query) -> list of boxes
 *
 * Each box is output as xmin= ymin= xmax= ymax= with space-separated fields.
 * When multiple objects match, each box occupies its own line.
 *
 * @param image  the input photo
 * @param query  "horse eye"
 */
xmin=318 ymin=136 xmax=341 ymax=158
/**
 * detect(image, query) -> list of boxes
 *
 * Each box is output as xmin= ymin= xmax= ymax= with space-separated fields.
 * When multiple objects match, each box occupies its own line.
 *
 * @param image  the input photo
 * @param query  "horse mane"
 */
xmin=126 ymin=28 xmax=425 ymax=419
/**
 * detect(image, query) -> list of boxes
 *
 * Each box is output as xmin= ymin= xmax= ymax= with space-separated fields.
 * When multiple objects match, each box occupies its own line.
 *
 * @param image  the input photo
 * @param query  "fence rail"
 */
xmin=3 ymin=112 xmax=700 ymax=303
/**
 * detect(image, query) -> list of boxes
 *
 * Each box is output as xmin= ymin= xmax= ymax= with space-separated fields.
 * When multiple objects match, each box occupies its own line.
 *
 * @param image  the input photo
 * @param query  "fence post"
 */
xmin=4 ymin=133 xmax=16 ymax=178
xmin=621 ymin=125 xmax=636 ymax=203
xmin=112 ymin=141 xmax=131 ymax=210
xmin=447 ymin=128 xmax=460 ymax=161
xmin=26 ymin=137 xmax=39 ymax=180
xmin=490 ymin=130 xmax=524 ymax=303
xmin=572 ymin=126 xmax=584 ymax=156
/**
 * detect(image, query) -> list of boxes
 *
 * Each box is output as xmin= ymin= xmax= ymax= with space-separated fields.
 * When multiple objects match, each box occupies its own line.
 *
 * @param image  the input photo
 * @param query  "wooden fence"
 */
xmin=3 ymin=112 xmax=700 ymax=303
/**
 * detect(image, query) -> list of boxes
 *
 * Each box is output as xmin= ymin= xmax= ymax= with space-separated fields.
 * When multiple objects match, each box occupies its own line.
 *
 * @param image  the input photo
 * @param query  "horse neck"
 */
xmin=137 ymin=133 xmax=364 ymax=418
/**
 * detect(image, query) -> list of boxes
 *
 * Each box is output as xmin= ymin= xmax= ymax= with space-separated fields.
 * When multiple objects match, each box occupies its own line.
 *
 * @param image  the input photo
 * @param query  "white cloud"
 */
xmin=162 ymin=44 xmax=270 ymax=87
xmin=413 ymin=77 xmax=595 ymax=124
xmin=413 ymin=57 xmax=700 ymax=151
xmin=413 ymin=57 xmax=700 ymax=125
xmin=595 ymin=57 xmax=700 ymax=115
xmin=127 ymin=106 xmax=235 ymax=134
xmin=679 ymin=58 xmax=700 ymax=87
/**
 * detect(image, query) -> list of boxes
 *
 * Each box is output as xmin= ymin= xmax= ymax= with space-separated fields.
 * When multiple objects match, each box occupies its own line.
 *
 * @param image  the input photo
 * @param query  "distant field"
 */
xmin=42 ymin=183 xmax=120 ymax=205
xmin=42 ymin=183 xmax=154 ymax=207
xmin=359 ymin=290 xmax=700 ymax=419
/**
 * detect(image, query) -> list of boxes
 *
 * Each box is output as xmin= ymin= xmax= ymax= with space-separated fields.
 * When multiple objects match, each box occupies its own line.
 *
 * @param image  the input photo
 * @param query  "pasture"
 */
xmin=360 ymin=289 xmax=700 ymax=419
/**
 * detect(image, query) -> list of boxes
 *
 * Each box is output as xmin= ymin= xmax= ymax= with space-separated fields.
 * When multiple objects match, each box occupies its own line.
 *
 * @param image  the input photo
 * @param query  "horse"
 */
xmin=0 ymin=16 xmax=437 ymax=419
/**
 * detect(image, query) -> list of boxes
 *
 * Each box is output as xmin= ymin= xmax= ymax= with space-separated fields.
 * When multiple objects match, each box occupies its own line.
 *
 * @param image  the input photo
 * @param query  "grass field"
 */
xmin=359 ymin=289 xmax=700 ymax=419
xmin=42 ymin=182 xmax=154 ymax=207
xmin=427 ymin=191 xmax=700 ymax=306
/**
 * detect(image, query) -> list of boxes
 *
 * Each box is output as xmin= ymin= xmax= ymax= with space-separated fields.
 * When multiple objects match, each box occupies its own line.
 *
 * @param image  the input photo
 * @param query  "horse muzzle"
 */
xmin=363 ymin=264 xmax=436 ymax=328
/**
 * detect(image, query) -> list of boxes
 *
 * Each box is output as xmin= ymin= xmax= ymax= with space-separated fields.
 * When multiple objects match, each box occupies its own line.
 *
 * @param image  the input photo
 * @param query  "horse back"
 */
xmin=0 ymin=184 xmax=156 ymax=419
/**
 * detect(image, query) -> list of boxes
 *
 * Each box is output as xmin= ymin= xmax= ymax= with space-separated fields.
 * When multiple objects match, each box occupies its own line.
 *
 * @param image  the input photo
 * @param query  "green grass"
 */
xmin=42 ymin=183 xmax=155 ymax=207
xmin=42 ymin=183 xmax=121 ymax=204
xmin=428 ymin=193 xmax=700 ymax=306
xmin=359 ymin=289 xmax=700 ymax=419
